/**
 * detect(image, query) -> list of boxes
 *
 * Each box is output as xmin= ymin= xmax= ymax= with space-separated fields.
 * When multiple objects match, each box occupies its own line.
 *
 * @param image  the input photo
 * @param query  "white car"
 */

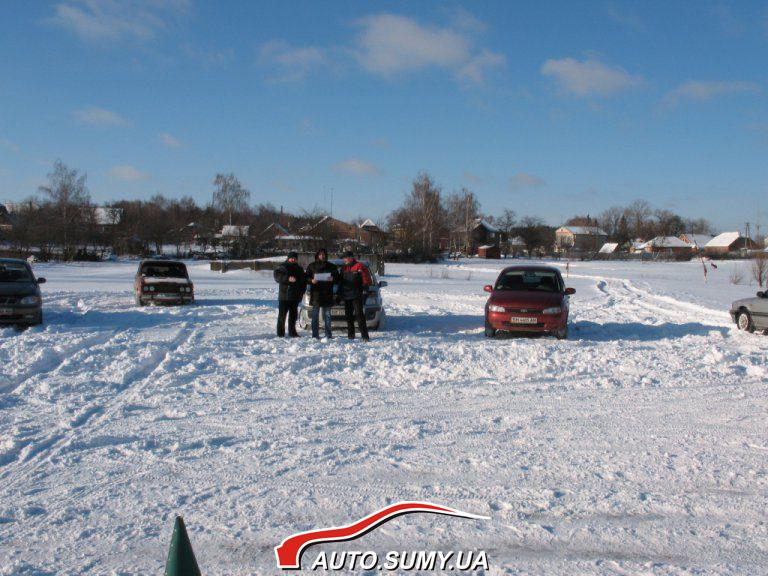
xmin=299 ymin=260 xmax=387 ymax=331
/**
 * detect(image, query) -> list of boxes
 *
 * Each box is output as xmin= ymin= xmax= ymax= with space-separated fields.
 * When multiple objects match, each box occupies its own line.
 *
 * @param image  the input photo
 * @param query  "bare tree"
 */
xmin=213 ymin=173 xmax=250 ymax=225
xmin=752 ymin=255 xmax=767 ymax=288
xmin=38 ymin=161 xmax=92 ymax=259
xmin=445 ymin=188 xmax=480 ymax=253
xmin=387 ymin=173 xmax=447 ymax=259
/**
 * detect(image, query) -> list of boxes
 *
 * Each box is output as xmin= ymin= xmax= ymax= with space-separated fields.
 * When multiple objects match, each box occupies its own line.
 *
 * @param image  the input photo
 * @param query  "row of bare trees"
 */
xmin=385 ymin=173 xmax=557 ymax=259
xmin=385 ymin=173 xmax=719 ymax=260
xmin=2 ymin=163 xmax=721 ymax=261
xmin=2 ymin=163 xmax=317 ymax=260
xmin=596 ymin=200 xmax=713 ymax=245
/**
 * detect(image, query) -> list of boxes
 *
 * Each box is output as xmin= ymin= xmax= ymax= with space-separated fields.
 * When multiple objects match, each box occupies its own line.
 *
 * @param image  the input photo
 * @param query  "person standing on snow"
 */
xmin=305 ymin=248 xmax=339 ymax=339
xmin=339 ymin=250 xmax=372 ymax=341
xmin=273 ymin=251 xmax=306 ymax=337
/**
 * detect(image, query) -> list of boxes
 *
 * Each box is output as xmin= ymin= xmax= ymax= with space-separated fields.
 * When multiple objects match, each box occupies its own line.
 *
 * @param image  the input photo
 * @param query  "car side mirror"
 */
xmin=37 ymin=277 xmax=47 ymax=284
xmin=379 ymin=281 xmax=388 ymax=288
xmin=758 ymin=291 xmax=766 ymax=298
xmin=483 ymin=285 xmax=493 ymax=293
xmin=564 ymin=287 xmax=575 ymax=295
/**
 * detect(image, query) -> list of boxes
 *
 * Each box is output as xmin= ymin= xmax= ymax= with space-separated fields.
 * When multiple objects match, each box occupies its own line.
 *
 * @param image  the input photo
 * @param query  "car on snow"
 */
xmin=730 ymin=290 xmax=768 ymax=334
xmin=483 ymin=265 xmax=574 ymax=339
xmin=0 ymin=258 xmax=46 ymax=327
xmin=299 ymin=259 xmax=387 ymax=331
xmin=134 ymin=260 xmax=194 ymax=306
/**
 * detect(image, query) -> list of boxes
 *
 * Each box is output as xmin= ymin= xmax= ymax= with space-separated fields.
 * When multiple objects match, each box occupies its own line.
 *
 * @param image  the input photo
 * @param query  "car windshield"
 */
xmin=140 ymin=263 xmax=187 ymax=278
xmin=495 ymin=269 xmax=562 ymax=292
xmin=0 ymin=263 xmax=33 ymax=282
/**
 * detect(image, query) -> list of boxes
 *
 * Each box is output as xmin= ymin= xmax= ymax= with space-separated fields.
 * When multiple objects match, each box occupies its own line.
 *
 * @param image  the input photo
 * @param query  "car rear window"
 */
xmin=495 ymin=269 xmax=563 ymax=293
xmin=140 ymin=263 xmax=187 ymax=278
xmin=0 ymin=263 xmax=33 ymax=282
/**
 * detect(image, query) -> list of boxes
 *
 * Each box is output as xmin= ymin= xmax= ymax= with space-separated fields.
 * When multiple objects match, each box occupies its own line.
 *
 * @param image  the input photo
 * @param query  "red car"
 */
xmin=483 ymin=265 xmax=575 ymax=339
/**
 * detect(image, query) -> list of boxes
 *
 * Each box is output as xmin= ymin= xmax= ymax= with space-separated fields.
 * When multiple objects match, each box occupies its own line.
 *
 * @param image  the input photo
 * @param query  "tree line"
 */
xmin=1 ymin=162 xmax=716 ymax=261
xmin=387 ymin=173 xmax=715 ymax=259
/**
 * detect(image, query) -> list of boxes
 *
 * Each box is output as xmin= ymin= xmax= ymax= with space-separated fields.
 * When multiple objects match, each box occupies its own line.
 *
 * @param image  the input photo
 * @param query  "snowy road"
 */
xmin=1 ymin=260 xmax=767 ymax=575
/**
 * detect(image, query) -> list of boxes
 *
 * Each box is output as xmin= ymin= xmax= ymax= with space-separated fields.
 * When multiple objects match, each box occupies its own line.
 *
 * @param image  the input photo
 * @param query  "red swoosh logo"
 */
xmin=274 ymin=501 xmax=489 ymax=569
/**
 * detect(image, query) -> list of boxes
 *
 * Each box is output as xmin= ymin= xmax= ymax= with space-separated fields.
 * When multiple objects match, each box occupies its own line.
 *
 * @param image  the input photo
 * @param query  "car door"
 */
xmin=754 ymin=295 xmax=768 ymax=329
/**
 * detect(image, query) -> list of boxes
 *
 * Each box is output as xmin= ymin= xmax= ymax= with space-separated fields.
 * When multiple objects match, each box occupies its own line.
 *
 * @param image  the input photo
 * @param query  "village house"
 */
xmin=0 ymin=204 xmax=15 ymax=234
xmin=358 ymin=218 xmax=388 ymax=251
xmin=704 ymin=232 xmax=760 ymax=257
xmin=555 ymin=225 xmax=608 ymax=254
xmin=679 ymin=233 xmax=714 ymax=252
xmin=638 ymin=236 xmax=692 ymax=258
xmin=477 ymin=244 xmax=501 ymax=259
xmin=597 ymin=242 xmax=619 ymax=257
xmin=468 ymin=219 xmax=503 ymax=255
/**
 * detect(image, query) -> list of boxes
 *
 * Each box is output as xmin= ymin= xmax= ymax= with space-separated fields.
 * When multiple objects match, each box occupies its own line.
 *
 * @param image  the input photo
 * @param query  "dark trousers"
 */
xmin=277 ymin=299 xmax=299 ymax=337
xmin=343 ymin=298 xmax=369 ymax=340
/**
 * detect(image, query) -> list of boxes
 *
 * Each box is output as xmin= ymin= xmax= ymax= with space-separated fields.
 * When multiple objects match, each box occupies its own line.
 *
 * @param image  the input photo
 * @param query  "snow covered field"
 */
xmin=1 ymin=258 xmax=767 ymax=575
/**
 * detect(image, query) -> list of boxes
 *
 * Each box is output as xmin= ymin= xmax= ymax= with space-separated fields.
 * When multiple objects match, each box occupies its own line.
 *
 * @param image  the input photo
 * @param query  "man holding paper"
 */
xmin=305 ymin=248 xmax=340 ymax=339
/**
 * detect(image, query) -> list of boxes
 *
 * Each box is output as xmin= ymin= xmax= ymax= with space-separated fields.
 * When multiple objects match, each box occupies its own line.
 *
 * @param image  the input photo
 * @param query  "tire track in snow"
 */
xmin=0 ymin=322 xmax=199 ymax=493
xmin=0 ymin=329 xmax=118 ymax=394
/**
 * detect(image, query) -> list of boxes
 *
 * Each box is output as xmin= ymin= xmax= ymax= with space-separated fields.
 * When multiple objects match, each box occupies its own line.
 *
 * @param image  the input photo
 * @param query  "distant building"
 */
xmin=679 ymin=233 xmax=713 ymax=252
xmin=219 ymin=225 xmax=250 ymax=239
xmin=94 ymin=206 xmax=122 ymax=226
xmin=477 ymin=244 xmax=501 ymax=259
xmin=638 ymin=236 xmax=691 ymax=257
xmin=555 ymin=225 xmax=607 ymax=253
xmin=0 ymin=204 xmax=15 ymax=233
xmin=469 ymin=219 xmax=502 ymax=255
xmin=704 ymin=232 xmax=760 ymax=256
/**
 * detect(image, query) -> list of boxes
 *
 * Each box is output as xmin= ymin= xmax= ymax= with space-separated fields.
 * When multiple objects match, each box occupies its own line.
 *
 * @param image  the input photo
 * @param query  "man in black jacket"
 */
xmin=305 ymin=248 xmax=339 ymax=339
xmin=339 ymin=250 xmax=372 ymax=341
xmin=273 ymin=252 xmax=306 ymax=337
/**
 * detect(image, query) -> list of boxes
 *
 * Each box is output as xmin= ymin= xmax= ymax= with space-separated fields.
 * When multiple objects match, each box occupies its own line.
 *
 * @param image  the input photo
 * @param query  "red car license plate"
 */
xmin=508 ymin=316 xmax=537 ymax=324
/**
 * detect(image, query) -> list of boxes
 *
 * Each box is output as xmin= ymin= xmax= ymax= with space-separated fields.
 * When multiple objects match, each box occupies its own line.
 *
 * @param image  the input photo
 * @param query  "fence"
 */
xmin=210 ymin=253 xmax=385 ymax=276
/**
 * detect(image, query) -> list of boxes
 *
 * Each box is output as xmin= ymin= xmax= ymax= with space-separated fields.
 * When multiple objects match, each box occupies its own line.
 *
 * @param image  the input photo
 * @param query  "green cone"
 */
xmin=164 ymin=516 xmax=202 ymax=576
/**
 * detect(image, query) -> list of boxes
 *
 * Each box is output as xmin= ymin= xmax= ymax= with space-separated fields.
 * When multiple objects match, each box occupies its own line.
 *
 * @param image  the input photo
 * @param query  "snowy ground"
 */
xmin=1 ymin=258 xmax=767 ymax=575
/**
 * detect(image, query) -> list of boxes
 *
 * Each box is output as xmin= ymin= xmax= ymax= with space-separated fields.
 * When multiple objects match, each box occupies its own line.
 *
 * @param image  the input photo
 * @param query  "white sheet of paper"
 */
xmin=313 ymin=272 xmax=333 ymax=282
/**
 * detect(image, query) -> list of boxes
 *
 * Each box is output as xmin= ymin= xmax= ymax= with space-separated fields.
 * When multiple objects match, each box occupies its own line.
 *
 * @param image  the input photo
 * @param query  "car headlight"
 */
xmin=542 ymin=307 xmax=562 ymax=314
xmin=20 ymin=295 xmax=40 ymax=305
xmin=488 ymin=304 xmax=505 ymax=313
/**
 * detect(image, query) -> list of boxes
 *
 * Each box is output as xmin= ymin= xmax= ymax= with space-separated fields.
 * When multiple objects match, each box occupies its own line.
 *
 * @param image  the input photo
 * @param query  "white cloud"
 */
xmin=664 ymin=80 xmax=760 ymax=105
xmin=353 ymin=13 xmax=504 ymax=85
xmin=159 ymin=132 xmax=182 ymax=148
xmin=73 ymin=107 xmax=130 ymax=127
xmin=0 ymin=138 xmax=20 ymax=153
xmin=541 ymin=57 xmax=643 ymax=97
xmin=47 ymin=0 xmax=188 ymax=42
xmin=333 ymin=158 xmax=381 ymax=176
xmin=259 ymin=40 xmax=326 ymax=83
xmin=509 ymin=172 xmax=545 ymax=191
xmin=108 ymin=164 xmax=150 ymax=181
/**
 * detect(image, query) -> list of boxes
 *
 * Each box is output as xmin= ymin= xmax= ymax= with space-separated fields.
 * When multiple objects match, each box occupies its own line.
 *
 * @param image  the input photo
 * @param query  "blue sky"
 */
xmin=0 ymin=1 xmax=767 ymax=232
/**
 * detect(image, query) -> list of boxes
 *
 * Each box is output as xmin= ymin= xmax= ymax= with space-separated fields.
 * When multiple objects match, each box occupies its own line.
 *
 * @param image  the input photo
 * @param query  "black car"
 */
xmin=0 ymin=258 xmax=46 ymax=327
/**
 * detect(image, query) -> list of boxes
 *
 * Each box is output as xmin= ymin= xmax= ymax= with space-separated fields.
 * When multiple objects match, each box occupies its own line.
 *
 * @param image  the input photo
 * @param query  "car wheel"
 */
xmin=555 ymin=325 xmax=568 ymax=340
xmin=736 ymin=310 xmax=755 ymax=333
xmin=484 ymin=321 xmax=496 ymax=338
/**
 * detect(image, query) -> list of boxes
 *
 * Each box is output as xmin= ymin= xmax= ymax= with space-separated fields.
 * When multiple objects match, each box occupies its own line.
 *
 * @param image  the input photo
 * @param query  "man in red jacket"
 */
xmin=339 ymin=250 xmax=372 ymax=341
